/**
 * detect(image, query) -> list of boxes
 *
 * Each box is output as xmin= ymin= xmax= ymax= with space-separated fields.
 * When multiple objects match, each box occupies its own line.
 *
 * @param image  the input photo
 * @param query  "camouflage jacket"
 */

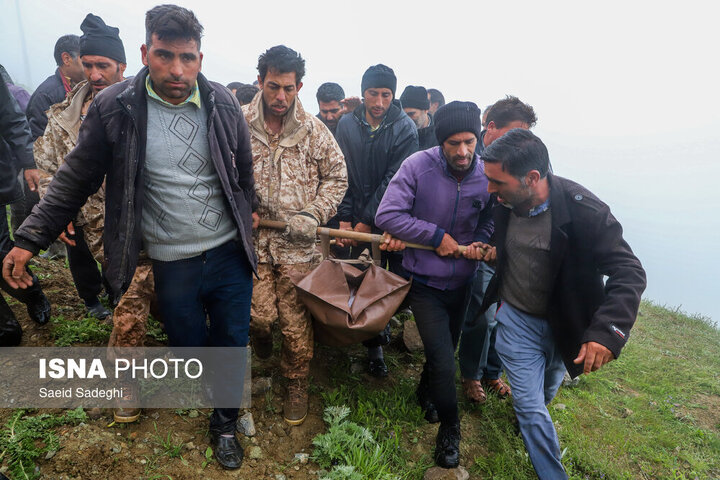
xmin=243 ymin=94 xmax=347 ymax=264
xmin=33 ymin=80 xmax=105 ymax=261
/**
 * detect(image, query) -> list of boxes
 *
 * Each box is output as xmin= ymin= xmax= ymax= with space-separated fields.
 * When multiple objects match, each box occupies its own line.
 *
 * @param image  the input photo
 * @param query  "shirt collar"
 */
xmin=527 ymin=198 xmax=551 ymax=217
xmin=145 ymin=76 xmax=201 ymax=108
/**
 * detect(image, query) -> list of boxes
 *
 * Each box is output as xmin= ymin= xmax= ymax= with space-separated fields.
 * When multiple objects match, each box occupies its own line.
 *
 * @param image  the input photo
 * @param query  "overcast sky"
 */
xmin=2 ymin=0 xmax=719 ymax=322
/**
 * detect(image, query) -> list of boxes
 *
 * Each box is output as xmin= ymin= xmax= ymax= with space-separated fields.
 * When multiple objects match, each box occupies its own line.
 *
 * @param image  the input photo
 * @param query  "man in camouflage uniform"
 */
xmin=243 ymin=45 xmax=346 ymax=426
xmin=34 ymin=16 xmax=154 ymax=420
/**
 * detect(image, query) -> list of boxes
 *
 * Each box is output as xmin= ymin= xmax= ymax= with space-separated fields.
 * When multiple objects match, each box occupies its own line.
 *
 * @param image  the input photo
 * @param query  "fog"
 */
xmin=2 ymin=0 xmax=718 ymax=322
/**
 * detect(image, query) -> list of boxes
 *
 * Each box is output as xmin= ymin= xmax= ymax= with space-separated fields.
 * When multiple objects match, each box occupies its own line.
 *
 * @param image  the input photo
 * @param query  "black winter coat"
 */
xmin=417 ymin=113 xmax=437 ymax=151
xmin=484 ymin=174 xmax=646 ymax=377
xmin=0 ymin=78 xmax=34 ymax=206
xmin=335 ymin=100 xmax=418 ymax=228
xmin=15 ymin=67 xmax=258 ymax=298
xmin=26 ymin=68 xmax=68 ymax=140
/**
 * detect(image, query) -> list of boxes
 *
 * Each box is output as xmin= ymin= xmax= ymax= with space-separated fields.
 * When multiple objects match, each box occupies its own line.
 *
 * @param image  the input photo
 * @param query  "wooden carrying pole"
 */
xmin=258 ymin=219 xmax=469 ymax=254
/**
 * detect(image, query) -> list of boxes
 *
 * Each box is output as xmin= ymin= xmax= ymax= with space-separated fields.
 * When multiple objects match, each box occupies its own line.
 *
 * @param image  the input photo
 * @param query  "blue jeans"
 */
xmin=495 ymin=302 xmax=567 ymax=480
xmin=152 ymin=240 xmax=253 ymax=434
xmin=458 ymin=262 xmax=503 ymax=380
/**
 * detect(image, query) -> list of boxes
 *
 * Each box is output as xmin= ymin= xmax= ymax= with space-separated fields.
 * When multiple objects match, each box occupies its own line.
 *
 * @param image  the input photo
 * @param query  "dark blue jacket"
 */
xmin=335 ymin=100 xmax=418 ymax=229
xmin=26 ymin=68 xmax=67 ymax=140
xmin=0 ymin=79 xmax=34 ymax=206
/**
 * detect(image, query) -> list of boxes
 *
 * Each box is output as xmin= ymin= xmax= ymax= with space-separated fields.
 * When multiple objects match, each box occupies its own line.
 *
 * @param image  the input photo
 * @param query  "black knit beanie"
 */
xmin=79 ymin=13 xmax=126 ymax=64
xmin=400 ymin=85 xmax=429 ymax=110
xmin=434 ymin=101 xmax=482 ymax=144
xmin=361 ymin=64 xmax=396 ymax=96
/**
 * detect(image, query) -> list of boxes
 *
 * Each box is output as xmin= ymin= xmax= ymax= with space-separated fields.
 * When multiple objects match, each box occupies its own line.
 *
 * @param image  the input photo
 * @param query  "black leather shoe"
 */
xmin=85 ymin=298 xmax=111 ymax=320
xmin=26 ymin=293 xmax=51 ymax=325
xmin=434 ymin=422 xmax=461 ymax=468
xmin=367 ymin=358 xmax=388 ymax=378
xmin=210 ymin=433 xmax=244 ymax=470
xmin=416 ymin=382 xmax=440 ymax=423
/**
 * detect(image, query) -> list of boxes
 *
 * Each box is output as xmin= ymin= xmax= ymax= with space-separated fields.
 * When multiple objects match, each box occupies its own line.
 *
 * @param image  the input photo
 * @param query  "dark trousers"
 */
xmin=409 ymin=281 xmax=470 ymax=425
xmin=9 ymin=185 xmax=38 ymax=234
xmin=66 ymin=226 xmax=103 ymax=303
xmin=152 ymin=240 xmax=253 ymax=435
xmin=1 ymin=209 xmax=44 ymax=345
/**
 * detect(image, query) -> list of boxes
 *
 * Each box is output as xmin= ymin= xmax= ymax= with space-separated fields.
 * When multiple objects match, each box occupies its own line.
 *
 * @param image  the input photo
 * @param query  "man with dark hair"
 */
xmin=226 ymin=81 xmax=243 ymax=94
xmin=427 ymin=88 xmax=445 ymax=116
xmin=376 ymin=101 xmax=494 ymax=469
xmin=400 ymin=85 xmax=436 ymax=149
xmin=3 ymin=5 xmax=257 ymax=470
xmin=34 ymin=13 xmax=127 ymax=322
xmin=315 ymin=82 xmax=345 ymax=135
xmin=459 ymin=96 xmax=538 ymax=404
xmin=0 ymin=73 xmax=52 ymax=346
xmin=465 ymin=129 xmax=646 ymax=478
xmin=14 ymin=35 xmax=85 ymax=244
xmin=243 ymin=45 xmax=346 ymax=426
xmin=234 ymin=84 xmax=258 ymax=106
xmin=335 ymin=64 xmax=418 ymax=377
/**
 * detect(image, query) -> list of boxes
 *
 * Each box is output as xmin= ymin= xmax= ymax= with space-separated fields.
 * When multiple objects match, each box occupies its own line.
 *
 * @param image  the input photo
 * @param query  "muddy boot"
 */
xmin=283 ymin=377 xmax=308 ymax=426
xmin=114 ymin=375 xmax=141 ymax=423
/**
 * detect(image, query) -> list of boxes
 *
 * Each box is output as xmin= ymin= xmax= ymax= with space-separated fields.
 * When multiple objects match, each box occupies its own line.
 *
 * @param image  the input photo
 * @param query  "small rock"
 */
xmin=403 ymin=319 xmax=424 ymax=352
xmin=248 ymin=446 xmax=263 ymax=459
xmin=294 ymin=452 xmax=309 ymax=464
xmin=621 ymin=408 xmax=633 ymax=418
xmin=423 ymin=466 xmax=469 ymax=480
xmin=188 ymin=409 xmax=199 ymax=418
xmin=554 ymin=403 xmax=567 ymax=411
xmin=150 ymin=412 xmax=160 ymax=420
xmin=86 ymin=408 xmax=103 ymax=420
xmin=237 ymin=412 xmax=256 ymax=437
xmin=274 ymin=475 xmax=286 ymax=480
xmin=153 ymin=447 xmax=161 ymax=455
xmin=140 ymin=459 xmax=147 ymax=465
xmin=111 ymin=445 xmax=122 ymax=454
xmin=128 ymin=432 xmax=139 ymax=441
xmin=562 ymin=372 xmax=580 ymax=387
xmin=45 ymin=450 xmax=57 ymax=460
xmin=185 ymin=442 xmax=195 ymax=450
xmin=0 ymin=466 xmax=8 ymax=474
xmin=389 ymin=315 xmax=402 ymax=329
xmin=272 ymin=423 xmax=287 ymax=437
xmin=294 ymin=465 xmax=300 ymax=471
xmin=252 ymin=377 xmax=273 ymax=396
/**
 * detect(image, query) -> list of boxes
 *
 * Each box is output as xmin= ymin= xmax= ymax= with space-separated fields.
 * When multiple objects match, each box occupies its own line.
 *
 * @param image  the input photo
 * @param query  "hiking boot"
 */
xmin=416 ymin=381 xmax=440 ymax=424
xmin=210 ymin=432 xmax=244 ymax=470
xmin=283 ymin=378 xmax=308 ymax=426
xmin=253 ymin=334 xmax=273 ymax=359
xmin=113 ymin=407 xmax=141 ymax=423
xmin=26 ymin=292 xmax=51 ymax=325
xmin=368 ymin=358 xmax=389 ymax=378
xmin=434 ymin=422 xmax=461 ymax=468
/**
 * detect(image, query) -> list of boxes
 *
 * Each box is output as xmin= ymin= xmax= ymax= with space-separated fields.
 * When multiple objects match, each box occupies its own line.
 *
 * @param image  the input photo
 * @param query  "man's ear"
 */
xmin=141 ymin=44 xmax=149 ymax=67
xmin=257 ymin=75 xmax=263 ymax=90
xmin=296 ymin=81 xmax=303 ymax=93
xmin=526 ymin=170 xmax=541 ymax=186
xmin=61 ymin=52 xmax=72 ymax=66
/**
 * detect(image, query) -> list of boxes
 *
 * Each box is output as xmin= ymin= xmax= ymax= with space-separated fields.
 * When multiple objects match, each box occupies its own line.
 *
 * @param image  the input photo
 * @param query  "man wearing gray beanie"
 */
xmin=334 ymin=63 xmax=418 ymax=377
xmin=375 ymin=100 xmax=493 ymax=469
xmin=400 ymin=85 xmax=437 ymax=150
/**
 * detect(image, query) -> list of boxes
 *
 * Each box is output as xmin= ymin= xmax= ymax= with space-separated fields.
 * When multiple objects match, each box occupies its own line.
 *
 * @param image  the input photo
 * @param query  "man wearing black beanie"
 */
xmin=400 ymin=85 xmax=436 ymax=150
xmin=376 ymin=100 xmax=494 ymax=469
xmin=335 ymin=64 xmax=418 ymax=377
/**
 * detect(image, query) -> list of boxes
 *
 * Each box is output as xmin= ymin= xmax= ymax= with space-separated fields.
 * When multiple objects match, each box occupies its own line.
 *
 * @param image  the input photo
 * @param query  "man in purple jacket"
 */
xmin=375 ymin=101 xmax=494 ymax=469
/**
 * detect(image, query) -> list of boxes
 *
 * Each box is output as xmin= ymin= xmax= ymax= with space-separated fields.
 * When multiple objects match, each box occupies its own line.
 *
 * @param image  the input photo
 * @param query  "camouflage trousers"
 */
xmin=251 ymin=263 xmax=314 ymax=379
xmin=108 ymin=261 xmax=154 ymax=348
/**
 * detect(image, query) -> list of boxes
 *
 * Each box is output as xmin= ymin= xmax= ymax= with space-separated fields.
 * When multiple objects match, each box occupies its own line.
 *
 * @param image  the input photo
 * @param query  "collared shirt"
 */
xmin=528 ymin=197 xmax=551 ymax=217
xmin=145 ymin=76 xmax=201 ymax=108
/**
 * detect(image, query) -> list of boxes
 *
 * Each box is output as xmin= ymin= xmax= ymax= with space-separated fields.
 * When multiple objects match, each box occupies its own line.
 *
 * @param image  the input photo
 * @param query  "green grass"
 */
xmin=314 ymin=301 xmax=720 ymax=479
xmin=0 ymin=408 xmax=87 ymax=480
xmin=50 ymin=314 xmax=112 ymax=346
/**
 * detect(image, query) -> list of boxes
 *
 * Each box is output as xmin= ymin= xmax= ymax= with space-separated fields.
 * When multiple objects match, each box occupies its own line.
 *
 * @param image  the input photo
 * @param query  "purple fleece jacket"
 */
xmin=375 ymin=146 xmax=494 ymax=290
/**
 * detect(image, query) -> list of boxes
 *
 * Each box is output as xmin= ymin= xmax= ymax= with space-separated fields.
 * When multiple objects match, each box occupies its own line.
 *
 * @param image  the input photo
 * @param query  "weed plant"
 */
xmin=51 ymin=314 xmax=112 ymax=346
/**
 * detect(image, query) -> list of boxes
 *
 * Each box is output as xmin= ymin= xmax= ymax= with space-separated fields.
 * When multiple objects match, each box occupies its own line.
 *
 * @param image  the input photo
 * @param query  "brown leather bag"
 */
xmin=289 ymin=259 xmax=411 ymax=346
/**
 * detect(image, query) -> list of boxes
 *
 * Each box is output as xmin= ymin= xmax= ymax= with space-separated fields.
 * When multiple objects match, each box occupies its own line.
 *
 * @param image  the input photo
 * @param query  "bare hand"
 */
xmin=573 ymin=341 xmax=615 ymax=375
xmin=336 ymin=221 xmax=354 ymax=247
xmin=379 ymin=232 xmax=406 ymax=252
xmin=2 ymin=247 xmax=35 ymax=289
xmin=58 ymin=222 xmax=76 ymax=247
xmin=252 ymin=212 xmax=260 ymax=229
xmin=463 ymin=242 xmax=495 ymax=263
xmin=24 ymin=168 xmax=40 ymax=192
xmin=340 ymin=96 xmax=361 ymax=114
xmin=435 ymin=233 xmax=460 ymax=257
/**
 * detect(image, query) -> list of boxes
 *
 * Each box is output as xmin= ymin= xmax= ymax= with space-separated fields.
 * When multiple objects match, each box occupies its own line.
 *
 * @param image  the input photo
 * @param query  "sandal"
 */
xmin=461 ymin=378 xmax=487 ymax=404
xmin=482 ymin=377 xmax=512 ymax=398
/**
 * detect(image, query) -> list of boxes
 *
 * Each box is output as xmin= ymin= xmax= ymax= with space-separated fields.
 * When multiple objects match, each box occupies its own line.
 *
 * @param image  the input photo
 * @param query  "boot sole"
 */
xmin=113 ymin=412 xmax=141 ymax=423
xmin=283 ymin=413 xmax=307 ymax=426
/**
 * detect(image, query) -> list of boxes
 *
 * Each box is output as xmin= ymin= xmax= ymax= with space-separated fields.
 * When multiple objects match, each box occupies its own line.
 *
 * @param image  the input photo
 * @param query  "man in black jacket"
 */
xmin=465 ymin=129 xmax=646 ymax=479
xmin=12 ymin=34 xmax=85 ymax=246
xmin=3 ymin=5 xmax=257 ymax=470
xmin=334 ymin=64 xmax=418 ymax=377
xmin=0 ymin=75 xmax=52 ymax=345
xmin=400 ymin=85 xmax=436 ymax=150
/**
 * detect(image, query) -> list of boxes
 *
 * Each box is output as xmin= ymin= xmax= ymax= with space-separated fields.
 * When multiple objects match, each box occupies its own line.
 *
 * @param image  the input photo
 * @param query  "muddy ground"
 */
xmin=1 ymin=257 xmax=488 ymax=479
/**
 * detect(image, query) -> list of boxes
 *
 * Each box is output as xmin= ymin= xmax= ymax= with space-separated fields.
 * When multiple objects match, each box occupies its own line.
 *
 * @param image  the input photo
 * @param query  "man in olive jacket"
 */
xmin=3 ymin=5 xmax=257 ymax=470
xmin=465 ymin=129 xmax=646 ymax=479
